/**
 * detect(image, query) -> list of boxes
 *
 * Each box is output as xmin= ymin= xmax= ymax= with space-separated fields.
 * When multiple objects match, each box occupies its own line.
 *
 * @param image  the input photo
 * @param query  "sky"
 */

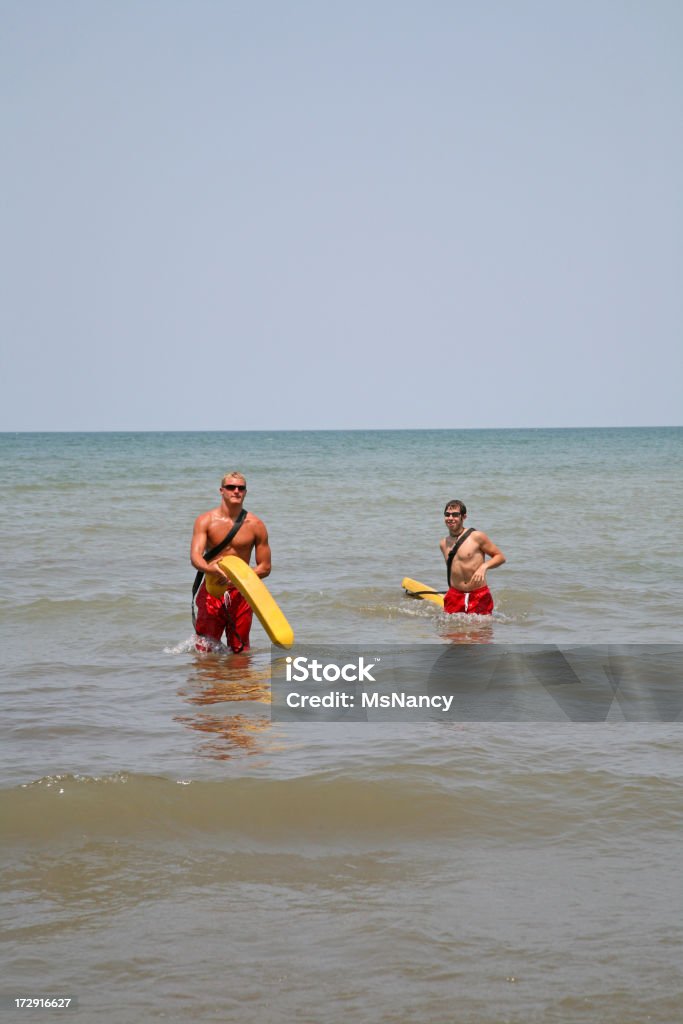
xmin=1 ymin=0 xmax=681 ymax=430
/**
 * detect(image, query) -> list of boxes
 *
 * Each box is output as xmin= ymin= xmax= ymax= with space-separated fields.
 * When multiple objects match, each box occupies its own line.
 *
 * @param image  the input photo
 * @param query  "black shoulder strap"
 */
xmin=203 ymin=507 xmax=248 ymax=564
xmin=192 ymin=508 xmax=248 ymax=610
xmin=446 ymin=528 xmax=474 ymax=586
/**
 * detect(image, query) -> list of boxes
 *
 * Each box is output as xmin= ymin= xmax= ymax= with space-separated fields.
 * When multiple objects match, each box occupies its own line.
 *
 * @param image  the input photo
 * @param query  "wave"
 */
xmin=0 ymin=594 xmax=147 ymax=617
xmin=3 ymin=768 xmax=679 ymax=846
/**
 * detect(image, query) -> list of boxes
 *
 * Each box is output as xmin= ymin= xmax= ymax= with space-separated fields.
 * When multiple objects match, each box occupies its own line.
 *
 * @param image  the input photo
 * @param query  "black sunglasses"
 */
xmin=222 ymin=484 xmax=246 ymax=492
xmin=444 ymin=511 xmax=463 ymax=518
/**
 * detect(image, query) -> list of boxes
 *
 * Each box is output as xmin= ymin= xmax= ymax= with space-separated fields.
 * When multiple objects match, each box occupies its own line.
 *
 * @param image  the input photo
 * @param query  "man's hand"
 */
xmin=469 ymin=564 xmax=488 ymax=588
xmin=206 ymin=559 xmax=230 ymax=582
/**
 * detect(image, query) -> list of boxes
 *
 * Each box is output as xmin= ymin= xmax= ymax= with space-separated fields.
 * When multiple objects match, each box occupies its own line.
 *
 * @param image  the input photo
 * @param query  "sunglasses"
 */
xmin=222 ymin=484 xmax=246 ymax=492
xmin=444 ymin=511 xmax=463 ymax=518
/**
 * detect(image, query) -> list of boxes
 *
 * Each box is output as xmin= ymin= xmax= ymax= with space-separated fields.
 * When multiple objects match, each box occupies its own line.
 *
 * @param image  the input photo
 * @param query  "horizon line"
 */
xmin=1 ymin=424 xmax=681 ymax=435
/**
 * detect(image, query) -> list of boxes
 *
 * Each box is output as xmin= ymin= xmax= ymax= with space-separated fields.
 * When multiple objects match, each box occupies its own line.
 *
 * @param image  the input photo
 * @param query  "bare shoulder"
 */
xmin=473 ymin=530 xmax=505 ymax=557
xmin=471 ymin=529 xmax=495 ymax=549
xmin=194 ymin=506 xmax=220 ymax=527
xmin=439 ymin=536 xmax=449 ymax=556
xmin=246 ymin=511 xmax=268 ymax=536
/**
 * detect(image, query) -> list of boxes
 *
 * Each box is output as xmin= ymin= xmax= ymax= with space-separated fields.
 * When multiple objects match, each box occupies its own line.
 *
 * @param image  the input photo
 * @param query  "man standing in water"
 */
xmin=440 ymin=500 xmax=506 ymax=615
xmin=191 ymin=472 xmax=271 ymax=651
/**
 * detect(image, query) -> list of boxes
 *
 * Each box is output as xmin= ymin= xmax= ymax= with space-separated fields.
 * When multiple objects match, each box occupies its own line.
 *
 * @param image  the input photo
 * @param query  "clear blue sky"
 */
xmin=2 ymin=0 xmax=681 ymax=430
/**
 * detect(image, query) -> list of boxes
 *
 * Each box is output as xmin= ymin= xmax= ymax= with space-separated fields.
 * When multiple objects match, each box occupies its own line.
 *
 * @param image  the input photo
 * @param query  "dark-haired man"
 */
xmin=191 ymin=472 xmax=271 ymax=651
xmin=439 ymin=500 xmax=505 ymax=615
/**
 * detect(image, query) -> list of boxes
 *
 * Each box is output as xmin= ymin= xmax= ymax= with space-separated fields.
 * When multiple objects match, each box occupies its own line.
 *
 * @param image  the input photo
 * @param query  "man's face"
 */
xmin=444 ymin=507 xmax=465 ymax=534
xmin=221 ymin=478 xmax=247 ymax=503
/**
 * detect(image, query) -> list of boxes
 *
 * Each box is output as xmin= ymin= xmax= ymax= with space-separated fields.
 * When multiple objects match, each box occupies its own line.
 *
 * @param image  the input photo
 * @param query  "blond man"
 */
xmin=191 ymin=473 xmax=271 ymax=651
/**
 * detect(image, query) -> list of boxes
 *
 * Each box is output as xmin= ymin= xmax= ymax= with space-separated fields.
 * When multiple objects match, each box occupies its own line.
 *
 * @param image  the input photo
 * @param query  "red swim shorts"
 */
xmin=444 ymin=585 xmax=494 ymax=616
xmin=194 ymin=581 xmax=253 ymax=652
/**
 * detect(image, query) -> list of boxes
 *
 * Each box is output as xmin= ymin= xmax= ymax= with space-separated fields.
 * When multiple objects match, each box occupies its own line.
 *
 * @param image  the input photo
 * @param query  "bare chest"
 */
xmin=445 ymin=535 xmax=480 ymax=567
xmin=206 ymin=515 xmax=256 ymax=557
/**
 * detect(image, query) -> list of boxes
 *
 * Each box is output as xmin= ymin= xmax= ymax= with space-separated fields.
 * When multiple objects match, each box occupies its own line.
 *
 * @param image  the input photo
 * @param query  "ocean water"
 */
xmin=1 ymin=428 xmax=682 ymax=1023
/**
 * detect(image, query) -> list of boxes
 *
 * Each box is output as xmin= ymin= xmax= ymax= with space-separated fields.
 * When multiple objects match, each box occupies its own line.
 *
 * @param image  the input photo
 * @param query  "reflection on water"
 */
xmin=185 ymin=652 xmax=271 ymax=704
xmin=176 ymin=712 xmax=276 ymax=760
xmin=439 ymin=613 xmax=495 ymax=644
xmin=176 ymin=653 xmax=281 ymax=760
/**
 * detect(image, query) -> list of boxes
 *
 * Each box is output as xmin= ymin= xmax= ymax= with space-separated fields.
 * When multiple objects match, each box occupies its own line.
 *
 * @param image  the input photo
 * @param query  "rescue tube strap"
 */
xmin=222 ymin=590 xmax=246 ymax=654
xmin=405 ymin=589 xmax=448 ymax=596
xmin=192 ymin=508 xmax=248 ymax=626
xmin=446 ymin=528 xmax=474 ymax=586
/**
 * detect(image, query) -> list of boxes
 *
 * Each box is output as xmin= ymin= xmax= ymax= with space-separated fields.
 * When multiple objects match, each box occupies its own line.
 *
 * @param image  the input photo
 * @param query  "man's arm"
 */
xmin=252 ymin=521 xmax=272 ymax=579
xmin=190 ymin=512 xmax=230 ymax=580
xmin=470 ymin=532 xmax=506 ymax=587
